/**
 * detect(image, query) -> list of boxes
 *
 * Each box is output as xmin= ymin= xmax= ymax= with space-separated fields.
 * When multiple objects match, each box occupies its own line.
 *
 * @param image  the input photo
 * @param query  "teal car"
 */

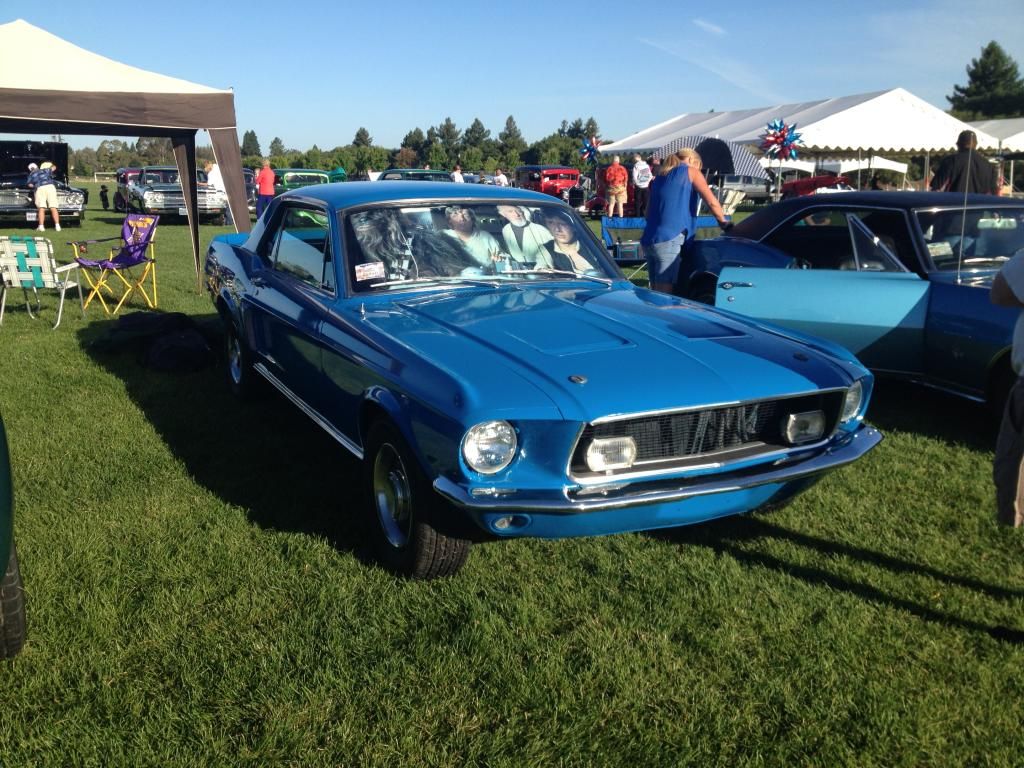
xmin=682 ymin=191 xmax=1024 ymax=407
xmin=273 ymin=169 xmax=330 ymax=197
xmin=0 ymin=413 xmax=25 ymax=658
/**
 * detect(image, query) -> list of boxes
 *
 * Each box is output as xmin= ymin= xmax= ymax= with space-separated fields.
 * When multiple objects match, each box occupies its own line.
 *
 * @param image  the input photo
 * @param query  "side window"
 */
xmin=765 ymin=208 xmax=854 ymax=268
xmin=270 ymin=206 xmax=332 ymax=290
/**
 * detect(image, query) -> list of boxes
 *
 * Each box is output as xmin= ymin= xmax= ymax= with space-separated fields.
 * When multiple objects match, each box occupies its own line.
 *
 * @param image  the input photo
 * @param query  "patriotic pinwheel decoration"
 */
xmin=579 ymin=136 xmax=601 ymax=163
xmin=760 ymin=119 xmax=803 ymax=160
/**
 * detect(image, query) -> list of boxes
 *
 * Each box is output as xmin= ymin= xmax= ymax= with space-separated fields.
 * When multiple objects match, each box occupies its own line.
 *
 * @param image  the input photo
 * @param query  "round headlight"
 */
xmin=841 ymin=380 xmax=864 ymax=422
xmin=462 ymin=421 xmax=517 ymax=474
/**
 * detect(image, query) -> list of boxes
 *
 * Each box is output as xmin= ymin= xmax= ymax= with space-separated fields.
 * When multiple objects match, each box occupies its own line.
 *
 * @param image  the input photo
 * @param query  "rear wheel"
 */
xmin=224 ymin=320 xmax=260 ymax=400
xmin=363 ymin=420 xmax=469 ymax=579
xmin=0 ymin=542 xmax=26 ymax=659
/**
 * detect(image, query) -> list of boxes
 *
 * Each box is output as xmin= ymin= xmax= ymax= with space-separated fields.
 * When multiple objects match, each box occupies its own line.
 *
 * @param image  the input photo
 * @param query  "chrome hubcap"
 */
xmin=228 ymin=332 xmax=242 ymax=385
xmin=373 ymin=443 xmax=413 ymax=548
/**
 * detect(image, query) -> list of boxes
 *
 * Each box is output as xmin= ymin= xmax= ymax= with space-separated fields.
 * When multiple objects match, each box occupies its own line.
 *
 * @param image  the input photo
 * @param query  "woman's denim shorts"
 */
xmin=643 ymin=235 xmax=685 ymax=284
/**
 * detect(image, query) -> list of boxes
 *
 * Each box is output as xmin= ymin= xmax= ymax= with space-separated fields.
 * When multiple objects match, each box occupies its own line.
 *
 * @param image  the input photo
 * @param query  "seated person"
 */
xmin=441 ymin=206 xmax=503 ymax=268
xmin=497 ymin=205 xmax=554 ymax=267
xmin=542 ymin=208 xmax=597 ymax=273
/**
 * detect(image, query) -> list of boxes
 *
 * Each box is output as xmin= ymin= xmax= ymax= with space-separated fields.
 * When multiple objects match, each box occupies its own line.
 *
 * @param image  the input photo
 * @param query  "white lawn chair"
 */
xmin=0 ymin=235 xmax=84 ymax=329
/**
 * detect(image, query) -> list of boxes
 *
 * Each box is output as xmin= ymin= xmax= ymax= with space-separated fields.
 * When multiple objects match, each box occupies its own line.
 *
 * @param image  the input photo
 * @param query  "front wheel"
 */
xmin=1 ymin=542 xmax=26 ymax=658
xmin=362 ymin=420 xmax=469 ymax=579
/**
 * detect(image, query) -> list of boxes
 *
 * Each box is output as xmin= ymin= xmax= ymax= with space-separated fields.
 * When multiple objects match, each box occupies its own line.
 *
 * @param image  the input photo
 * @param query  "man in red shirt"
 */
xmin=255 ymin=159 xmax=277 ymax=219
xmin=604 ymin=155 xmax=629 ymax=218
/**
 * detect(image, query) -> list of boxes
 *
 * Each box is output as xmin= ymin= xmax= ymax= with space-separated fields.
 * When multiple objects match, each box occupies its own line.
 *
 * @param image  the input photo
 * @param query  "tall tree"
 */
xmin=269 ymin=137 xmax=285 ymax=156
xmin=583 ymin=117 xmax=600 ymax=139
xmin=498 ymin=116 xmax=527 ymax=171
xmin=241 ymin=130 xmax=261 ymax=156
xmin=463 ymin=118 xmax=490 ymax=148
xmin=435 ymin=117 xmax=462 ymax=166
xmin=948 ymin=41 xmax=1024 ymax=119
xmin=135 ymin=137 xmax=172 ymax=164
xmin=353 ymin=127 xmax=372 ymax=147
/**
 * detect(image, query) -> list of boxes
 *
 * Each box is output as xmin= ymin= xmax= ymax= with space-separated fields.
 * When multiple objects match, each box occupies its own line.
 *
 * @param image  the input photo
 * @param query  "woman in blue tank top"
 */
xmin=641 ymin=148 xmax=730 ymax=293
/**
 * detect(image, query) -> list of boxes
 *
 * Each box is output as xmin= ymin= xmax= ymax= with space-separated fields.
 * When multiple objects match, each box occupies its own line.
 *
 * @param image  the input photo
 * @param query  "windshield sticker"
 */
xmin=355 ymin=261 xmax=387 ymax=282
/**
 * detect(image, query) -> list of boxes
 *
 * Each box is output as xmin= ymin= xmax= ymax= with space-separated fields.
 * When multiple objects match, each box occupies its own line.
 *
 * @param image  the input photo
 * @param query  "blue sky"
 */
xmin=6 ymin=0 xmax=1024 ymax=150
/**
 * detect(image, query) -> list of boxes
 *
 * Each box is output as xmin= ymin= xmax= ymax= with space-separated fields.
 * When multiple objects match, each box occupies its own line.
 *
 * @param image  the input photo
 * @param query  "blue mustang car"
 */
xmin=681 ymin=192 xmax=1024 ymax=408
xmin=205 ymin=182 xmax=881 ymax=578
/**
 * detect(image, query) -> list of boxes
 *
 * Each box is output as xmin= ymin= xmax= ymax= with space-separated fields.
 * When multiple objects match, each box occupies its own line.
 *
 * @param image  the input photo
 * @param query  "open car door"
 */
xmin=715 ymin=216 xmax=930 ymax=374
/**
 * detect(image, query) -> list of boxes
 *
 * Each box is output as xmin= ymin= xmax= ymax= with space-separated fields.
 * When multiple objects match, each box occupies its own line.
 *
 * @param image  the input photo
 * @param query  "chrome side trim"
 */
xmin=253 ymin=363 xmax=363 ymax=459
xmin=435 ymin=425 xmax=882 ymax=513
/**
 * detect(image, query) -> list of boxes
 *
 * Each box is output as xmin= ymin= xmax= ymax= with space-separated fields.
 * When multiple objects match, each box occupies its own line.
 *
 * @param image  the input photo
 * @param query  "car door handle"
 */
xmin=719 ymin=281 xmax=754 ymax=290
xmin=251 ymin=275 xmax=268 ymax=288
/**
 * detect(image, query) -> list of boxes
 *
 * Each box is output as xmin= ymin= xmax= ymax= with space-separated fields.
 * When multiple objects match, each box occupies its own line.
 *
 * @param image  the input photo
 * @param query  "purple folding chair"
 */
xmin=69 ymin=214 xmax=159 ymax=314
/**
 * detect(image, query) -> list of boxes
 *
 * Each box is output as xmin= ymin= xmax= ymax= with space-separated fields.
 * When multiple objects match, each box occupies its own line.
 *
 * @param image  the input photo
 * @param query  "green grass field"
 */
xmin=0 ymin=184 xmax=1022 ymax=766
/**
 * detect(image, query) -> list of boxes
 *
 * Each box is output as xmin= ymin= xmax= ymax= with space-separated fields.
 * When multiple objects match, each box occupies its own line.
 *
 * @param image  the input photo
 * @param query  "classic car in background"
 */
xmin=243 ymin=167 xmax=257 ymax=213
xmin=113 ymin=166 xmax=140 ymax=212
xmin=0 ymin=412 xmax=26 ymax=658
xmin=126 ymin=165 xmax=227 ymax=222
xmin=680 ymin=191 xmax=1024 ymax=407
xmin=205 ymin=181 xmax=881 ymax=579
xmin=376 ymin=168 xmax=453 ymax=182
xmin=0 ymin=140 xmax=87 ymax=226
xmin=273 ymin=168 xmax=330 ymax=196
xmin=0 ymin=172 xmax=88 ymax=226
xmin=780 ymin=174 xmax=855 ymax=198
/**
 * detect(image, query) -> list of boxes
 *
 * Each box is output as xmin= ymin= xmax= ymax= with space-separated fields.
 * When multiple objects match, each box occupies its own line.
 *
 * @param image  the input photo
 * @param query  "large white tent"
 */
xmin=600 ymin=88 xmax=1000 ymax=156
xmin=0 ymin=19 xmax=249 ymax=279
xmin=970 ymin=118 xmax=1024 ymax=153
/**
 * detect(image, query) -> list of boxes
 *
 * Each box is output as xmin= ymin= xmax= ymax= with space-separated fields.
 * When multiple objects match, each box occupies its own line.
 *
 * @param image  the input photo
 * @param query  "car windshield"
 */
xmin=345 ymin=202 xmax=615 ymax=292
xmin=915 ymin=206 xmax=1024 ymax=271
xmin=285 ymin=173 xmax=327 ymax=185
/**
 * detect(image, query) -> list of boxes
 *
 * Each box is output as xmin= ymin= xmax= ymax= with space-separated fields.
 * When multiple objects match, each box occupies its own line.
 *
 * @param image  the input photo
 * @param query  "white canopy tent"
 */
xmin=759 ymin=157 xmax=816 ymax=174
xmin=601 ymin=88 xmax=1000 ymax=156
xmin=819 ymin=156 xmax=908 ymax=174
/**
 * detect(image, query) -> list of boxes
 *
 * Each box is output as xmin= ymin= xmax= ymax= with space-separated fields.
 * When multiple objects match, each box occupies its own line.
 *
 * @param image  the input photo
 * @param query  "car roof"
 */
xmin=276 ymin=168 xmax=329 ymax=174
xmin=279 ymin=180 xmax=561 ymax=208
xmin=733 ymin=191 xmax=1023 ymax=239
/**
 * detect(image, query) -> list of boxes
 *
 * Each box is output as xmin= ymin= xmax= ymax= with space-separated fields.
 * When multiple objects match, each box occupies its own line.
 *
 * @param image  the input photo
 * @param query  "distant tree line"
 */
xmin=68 ymin=115 xmax=603 ymax=177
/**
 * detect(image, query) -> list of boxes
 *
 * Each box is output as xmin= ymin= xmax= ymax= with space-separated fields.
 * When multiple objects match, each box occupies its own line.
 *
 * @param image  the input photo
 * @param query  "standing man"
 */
xmin=604 ymin=155 xmax=628 ymax=218
xmin=255 ymin=159 xmax=276 ymax=219
xmin=451 ymin=165 xmax=464 ymax=183
xmin=493 ymin=168 xmax=509 ymax=187
xmin=205 ymin=161 xmax=232 ymax=226
xmin=28 ymin=161 xmax=60 ymax=232
xmin=990 ymin=252 xmax=1024 ymax=527
xmin=631 ymin=153 xmax=653 ymax=217
xmin=930 ymin=130 xmax=998 ymax=195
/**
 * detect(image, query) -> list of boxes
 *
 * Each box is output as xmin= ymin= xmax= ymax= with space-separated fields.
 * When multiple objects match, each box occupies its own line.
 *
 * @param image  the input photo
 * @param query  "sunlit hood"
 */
xmin=363 ymin=285 xmax=853 ymax=421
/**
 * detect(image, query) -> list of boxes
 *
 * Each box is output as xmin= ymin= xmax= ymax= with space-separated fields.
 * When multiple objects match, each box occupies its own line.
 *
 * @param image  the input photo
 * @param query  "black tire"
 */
xmin=363 ymin=420 xmax=470 ymax=579
xmin=1 ymin=542 xmax=26 ymax=659
xmin=224 ymin=319 xmax=260 ymax=400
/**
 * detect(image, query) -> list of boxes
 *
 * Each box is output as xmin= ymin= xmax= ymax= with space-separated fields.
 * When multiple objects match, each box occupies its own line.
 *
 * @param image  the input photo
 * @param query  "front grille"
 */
xmin=570 ymin=391 xmax=845 ymax=478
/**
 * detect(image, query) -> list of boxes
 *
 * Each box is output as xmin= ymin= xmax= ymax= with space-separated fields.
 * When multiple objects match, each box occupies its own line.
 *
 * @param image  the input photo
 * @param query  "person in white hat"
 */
xmin=27 ymin=161 xmax=60 ymax=231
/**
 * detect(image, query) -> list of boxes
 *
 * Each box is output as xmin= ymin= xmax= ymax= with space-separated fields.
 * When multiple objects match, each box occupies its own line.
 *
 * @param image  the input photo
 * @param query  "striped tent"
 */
xmin=658 ymin=135 xmax=768 ymax=180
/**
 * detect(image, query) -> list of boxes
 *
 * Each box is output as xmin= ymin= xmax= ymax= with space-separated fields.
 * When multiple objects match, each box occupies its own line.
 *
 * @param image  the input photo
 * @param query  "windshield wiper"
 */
xmin=501 ymin=268 xmax=613 ymax=286
xmin=370 ymin=275 xmax=502 ymax=289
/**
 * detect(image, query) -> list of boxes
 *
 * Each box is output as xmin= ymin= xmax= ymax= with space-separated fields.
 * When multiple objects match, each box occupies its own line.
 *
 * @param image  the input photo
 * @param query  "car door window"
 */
xmin=765 ymin=207 xmax=906 ymax=271
xmin=270 ymin=206 xmax=333 ymax=290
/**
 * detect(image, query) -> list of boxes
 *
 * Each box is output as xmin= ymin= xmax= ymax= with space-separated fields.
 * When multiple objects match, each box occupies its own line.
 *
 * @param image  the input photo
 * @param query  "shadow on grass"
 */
xmin=654 ymin=515 xmax=1024 ymax=645
xmin=866 ymin=378 xmax=996 ymax=450
xmin=77 ymin=312 xmax=373 ymax=566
